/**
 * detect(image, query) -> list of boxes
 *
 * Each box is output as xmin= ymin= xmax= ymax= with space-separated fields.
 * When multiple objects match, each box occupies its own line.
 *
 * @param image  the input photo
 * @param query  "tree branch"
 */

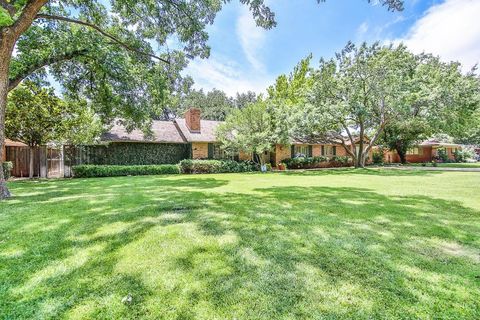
xmin=13 ymin=0 xmax=48 ymax=38
xmin=35 ymin=14 xmax=170 ymax=64
xmin=8 ymin=49 xmax=89 ymax=92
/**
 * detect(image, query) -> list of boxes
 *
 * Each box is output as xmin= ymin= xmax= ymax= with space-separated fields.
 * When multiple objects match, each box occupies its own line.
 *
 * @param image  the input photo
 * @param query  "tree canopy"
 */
xmin=6 ymin=81 xmax=100 ymax=177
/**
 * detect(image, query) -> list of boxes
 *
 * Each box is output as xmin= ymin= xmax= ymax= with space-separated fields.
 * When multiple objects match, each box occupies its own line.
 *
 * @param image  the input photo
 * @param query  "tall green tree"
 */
xmin=6 ymin=82 xmax=100 ymax=178
xmin=380 ymin=56 xmax=480 ymax=163
xmin=305 ymin=43 xmax=419 ymax=167
xmin=0 ymin=0 xmax=403 ymax=197
xmin=216 ymin=99 xmax=289 ymax=166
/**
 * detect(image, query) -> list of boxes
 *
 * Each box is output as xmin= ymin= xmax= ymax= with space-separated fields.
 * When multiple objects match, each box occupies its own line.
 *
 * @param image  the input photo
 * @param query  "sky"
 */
xmin=182 ymin=0 xmax=480 ymax=96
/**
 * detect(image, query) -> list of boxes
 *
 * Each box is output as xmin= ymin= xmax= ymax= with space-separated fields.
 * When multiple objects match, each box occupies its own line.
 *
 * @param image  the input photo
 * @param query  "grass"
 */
xmin=1 ymin=169 xmax=479 ymax=319
xmin=408 ymin=162 xmax=480 ymax=168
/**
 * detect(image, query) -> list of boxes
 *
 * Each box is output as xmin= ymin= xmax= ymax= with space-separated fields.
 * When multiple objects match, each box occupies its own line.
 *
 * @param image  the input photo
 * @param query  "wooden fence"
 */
xmin=5 ymin=146 xmax=63 ymax=178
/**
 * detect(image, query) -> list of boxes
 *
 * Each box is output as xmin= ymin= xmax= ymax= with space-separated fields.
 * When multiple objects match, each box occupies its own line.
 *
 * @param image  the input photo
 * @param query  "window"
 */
xmin=323 ymin=145 xmax=336 ymax=156
xmin=294 ymin=145 xmax=309 ymax=157
xmin=406 ymin=147 xmax=423 ymax=155
xmin=209 ymin=143 xmax=231 ymax=159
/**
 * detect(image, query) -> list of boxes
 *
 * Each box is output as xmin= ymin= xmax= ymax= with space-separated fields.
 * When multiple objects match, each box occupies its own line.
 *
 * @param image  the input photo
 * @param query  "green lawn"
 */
xmin=408 ymin=162 xmax=480 ymax=168
xmin=1 ymin=169 xmax=479 ymax=319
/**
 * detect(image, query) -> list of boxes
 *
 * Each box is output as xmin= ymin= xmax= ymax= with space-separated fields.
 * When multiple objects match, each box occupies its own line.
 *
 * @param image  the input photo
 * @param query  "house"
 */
xmin=101 ymin=108 xmax=369 ymax=166
xmin=101 ymin=108 xmax=251 ymax=161
xmin=383 ymin=139 xmax=462 ymax=163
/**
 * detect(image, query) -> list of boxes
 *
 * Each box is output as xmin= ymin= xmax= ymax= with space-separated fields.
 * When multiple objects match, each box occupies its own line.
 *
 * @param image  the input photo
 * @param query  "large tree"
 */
xmin=6 ymin=81 xmax=100 ymax=178
xmin=0 ymin=0 xmax=403 ymax=197
xmin=216 ymin=99 xmax=289 ymax=167
xmin=380 ymin=56 xmax=480 ymax=163
xmin=301 ymin=43 xmax=419 ymax=167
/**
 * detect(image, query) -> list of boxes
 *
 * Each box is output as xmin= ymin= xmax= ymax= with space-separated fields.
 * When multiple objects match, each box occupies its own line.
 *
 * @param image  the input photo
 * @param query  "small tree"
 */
xmin=6 ymin=82 xmax=100 ymax=178
xmin=216 ymin=100 xmax=288 ymax=168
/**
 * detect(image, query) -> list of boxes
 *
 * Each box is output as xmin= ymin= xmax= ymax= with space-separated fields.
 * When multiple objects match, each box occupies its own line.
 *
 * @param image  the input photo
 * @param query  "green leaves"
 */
xmin=0 ymin=7 xmax=14 ymax=27
xmin=6 ymin=82 xmax=100 ymax=146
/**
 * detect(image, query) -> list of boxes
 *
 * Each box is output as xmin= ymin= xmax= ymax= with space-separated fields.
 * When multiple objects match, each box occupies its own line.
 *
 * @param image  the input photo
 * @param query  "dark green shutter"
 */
xmin=321 ymin=146 xmax=325 ymax=156
xmin=208 ymin=143 xmax=214 ymax=159
xmin=333 ymin=146 xmax=337 ymax=156
xmin=308 ymin=145 xmax=313 ymax=157
xmin=291 ymin=145 xmax=295 ymax=158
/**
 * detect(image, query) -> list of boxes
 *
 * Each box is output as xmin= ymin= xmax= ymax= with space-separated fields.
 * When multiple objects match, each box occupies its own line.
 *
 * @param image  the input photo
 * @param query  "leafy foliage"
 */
xmin=216 ymin=100 xmax=289 ymax=165
xmin=281 ymin=156 xmax=350 ymax=169
xmin=372 ymin=150 xmax=384 ymax=165
xmin=72 ymin=164 xmax=179 ymax=177
xmin=179 ymin=159 xmax=258 ymax=174
xmin=161 ymin=88 xmax=258 ymax=121
xmin=5 ymin=82 xmax=100 ymax=146
xmin=2 ymin=162 xmax=13 ymax=180
xmin=66 ymin=142 xmax=191 ymax=166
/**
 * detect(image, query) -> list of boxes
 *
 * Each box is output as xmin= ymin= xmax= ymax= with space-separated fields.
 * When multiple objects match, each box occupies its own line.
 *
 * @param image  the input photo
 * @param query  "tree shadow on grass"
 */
xmin=1 ymin=180 xmax=479 ymax=319
xmin=280 ymin=167 xmax=445 ymax=177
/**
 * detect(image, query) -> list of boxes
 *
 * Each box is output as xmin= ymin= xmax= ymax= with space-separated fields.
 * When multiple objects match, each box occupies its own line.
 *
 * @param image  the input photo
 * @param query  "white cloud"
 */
xmin=236 ymin=7 xmax=267 ymax=73
xmin=356 ymin=22 xmax=369 ymax=40
xmin=183 ymin=54 xmax=274 ymax=96
xmin=183 ymin=6 xmax=273 ymax=96
xmin=398 ymin=0 xmax=480 ymax=71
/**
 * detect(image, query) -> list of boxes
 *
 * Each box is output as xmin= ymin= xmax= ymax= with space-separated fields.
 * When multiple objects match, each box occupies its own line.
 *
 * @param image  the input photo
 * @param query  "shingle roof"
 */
xmin=420 ymin=139 xmax=461 ymax=147
xmin=174 ymin=119 xmax=221 ymax=143
xmin=101 ymin=120 xmax=187 ymax=143
xmin=5 ymin=139 xmax=28 ymax=147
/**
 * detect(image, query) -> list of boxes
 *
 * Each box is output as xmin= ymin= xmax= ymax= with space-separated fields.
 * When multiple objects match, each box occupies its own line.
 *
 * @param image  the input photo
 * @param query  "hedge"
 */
xmin=179 ymin=159 xmax=258 ymax=174
xmin=2 ymin=162 xmax=13 ymax=180
xmin=282 ymin=156 xmax=351 ymax=169
xmin=72 ymin=164 xmax=180 ymax=178
xmin=65 ymin=142 xmax=191 ymax=166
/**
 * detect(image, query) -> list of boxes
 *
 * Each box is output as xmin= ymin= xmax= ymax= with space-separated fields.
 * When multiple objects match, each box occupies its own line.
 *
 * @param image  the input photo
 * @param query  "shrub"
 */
xmin=2 ymin=162 xmax=13 ymax=180
xmin=454 ymin=149 xmax=474 ymax=163
xmin=372 ymin=150 xmax=384 ymax=165
xmin=65 ymin=142 xmax=191 ymax=166
xmin=435 ymin=148 xmax=448 ymax=162
xmin=281 ymin=156 xmax=352 ymax=169
xmin=72 ymin=164 xmax=180 ymax=178
xmin=179 ymin=159 xmax=258 ymax=174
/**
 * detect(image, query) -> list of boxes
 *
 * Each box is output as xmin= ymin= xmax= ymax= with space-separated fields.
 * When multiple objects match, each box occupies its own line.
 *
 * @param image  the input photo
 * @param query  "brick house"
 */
xmin=102 ymin=108 xmax=370 ymax=166
xmin=102 ymin=108 xmax=251 ymax=161
xmin=382 ymin=139 xmax=462 ymax=163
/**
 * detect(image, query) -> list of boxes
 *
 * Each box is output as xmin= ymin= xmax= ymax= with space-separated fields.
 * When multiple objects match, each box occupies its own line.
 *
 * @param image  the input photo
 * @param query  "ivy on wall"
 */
xmin=65 ymin=143 xmax=191 ymax=166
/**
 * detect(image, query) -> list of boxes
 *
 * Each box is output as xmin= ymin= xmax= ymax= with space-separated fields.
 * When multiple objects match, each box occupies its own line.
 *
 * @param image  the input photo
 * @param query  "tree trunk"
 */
xmin=396 ymin=147 xmax=407 ymax=164
xmin=0 ymin=30 xmax=15 ymax=199
xmin=29 ymin=146 xmax=34 ymax=178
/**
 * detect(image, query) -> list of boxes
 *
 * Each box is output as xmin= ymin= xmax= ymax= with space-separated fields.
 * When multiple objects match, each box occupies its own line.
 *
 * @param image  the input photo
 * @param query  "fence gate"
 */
xmin=47 ymin=147 xmax=63 ymax=178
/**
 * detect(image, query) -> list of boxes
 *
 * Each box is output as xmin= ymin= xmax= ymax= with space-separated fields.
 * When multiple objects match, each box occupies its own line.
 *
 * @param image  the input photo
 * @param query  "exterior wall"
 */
xmin=405 ymin=146 xmax=432 ymax=163
xmin=238 ymin=151 xmax=251 ymax=161
xmin=382 ymin=145 xmax=462 ymax=163
xmin=274 ymin=144 xmax=292 ymax=165
xmin=336 ymin=145 xmax=348 ymax=156
xmin=312 ymin=145 xmax=321 ymax=157
xmin=192 ymin=142 xmax=208 ymax=159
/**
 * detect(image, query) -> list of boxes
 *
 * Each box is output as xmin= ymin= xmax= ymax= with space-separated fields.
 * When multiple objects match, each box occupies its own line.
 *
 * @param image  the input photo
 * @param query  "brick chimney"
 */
xmin=185 ymin=107 xmax=201 ymax=132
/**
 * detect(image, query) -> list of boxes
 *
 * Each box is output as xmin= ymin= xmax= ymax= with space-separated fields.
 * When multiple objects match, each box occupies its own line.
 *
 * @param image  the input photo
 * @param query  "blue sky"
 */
xmin=183 ymin=0 xmax=480 ymax=96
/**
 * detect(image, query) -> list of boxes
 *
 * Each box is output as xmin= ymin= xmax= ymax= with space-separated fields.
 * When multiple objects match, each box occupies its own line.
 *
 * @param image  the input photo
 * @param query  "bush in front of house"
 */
xmin=281 ymin=156 xmax=329 ymax=169
xmin=281 ymin=156 xmax=352 ymax=169
xmin=179 ymin=159 xmax=258 ymax=174
xmin=72 ymin=164 xmax=180 ymax=177
xmin=372 ymin=150 xmax=384 ymax=165
xmin=2 ymin=161 xmax=13 ymax=180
